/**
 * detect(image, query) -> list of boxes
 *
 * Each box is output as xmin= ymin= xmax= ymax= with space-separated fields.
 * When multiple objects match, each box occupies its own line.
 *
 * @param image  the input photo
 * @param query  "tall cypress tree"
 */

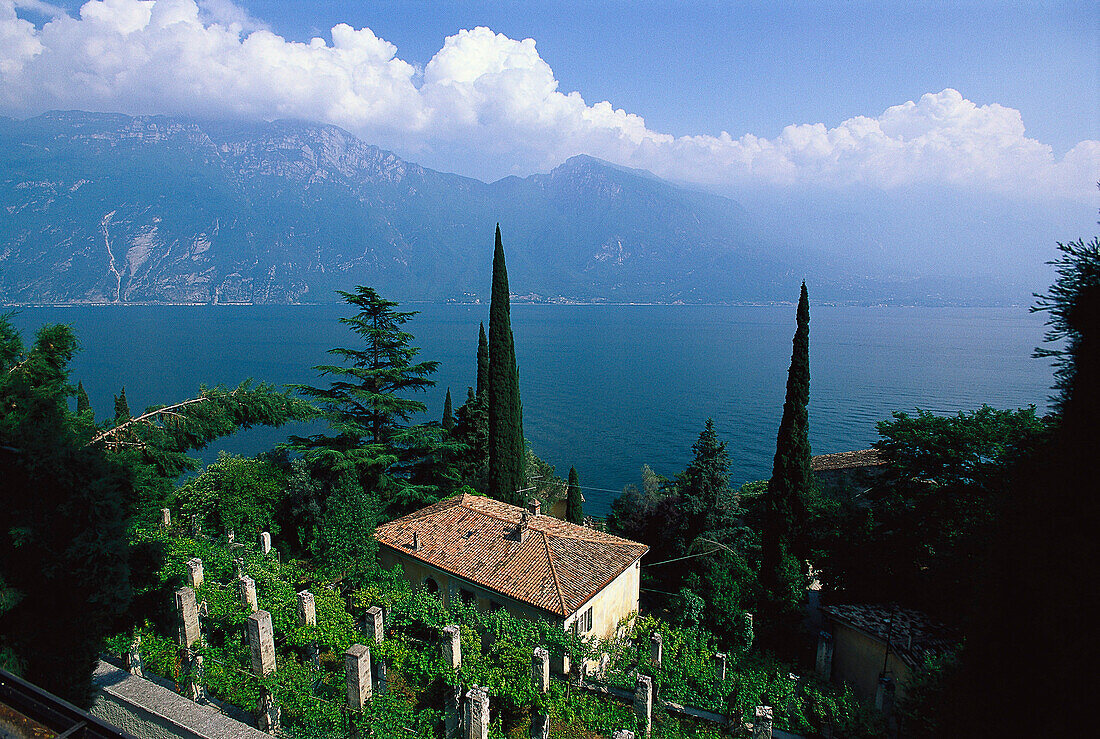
xmin=566 ymin=466 xmax=583 ymax=524
xmin=476 ymin=322 xmax=489 ymax=400
xmin=75 ymin=380 xmax=91 ymax=418
xmin=487 ymin=225 xmax=525 ymax=504
xmin=114 ymin=386 xmax=130 ymax=422
xmin=760 ymin=282 xmax=812 ymax=636
xmin=442 ymin=388 xmax=454 ymax=431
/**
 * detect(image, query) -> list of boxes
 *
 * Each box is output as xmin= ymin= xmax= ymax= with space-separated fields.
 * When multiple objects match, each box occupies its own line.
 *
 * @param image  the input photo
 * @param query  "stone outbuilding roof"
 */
xmin=374 ymin=493 xmax=648 ymax=617
xmin=821 ymin=604 xmax=958 ymax=670
xmin=811 ymin=449 xmax=886 ymax=471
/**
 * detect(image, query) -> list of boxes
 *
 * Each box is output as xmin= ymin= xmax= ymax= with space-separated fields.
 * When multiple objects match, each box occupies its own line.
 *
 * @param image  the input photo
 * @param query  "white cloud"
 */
xmin=1 ymin=0 xmax=1096 ymax=200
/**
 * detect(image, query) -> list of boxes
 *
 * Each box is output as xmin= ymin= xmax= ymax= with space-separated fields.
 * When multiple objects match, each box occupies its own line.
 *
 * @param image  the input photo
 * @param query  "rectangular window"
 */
xmin=574 ymin=607 xmax=593 ymax=634
xmin=460 ymin=588 xmax=475 ymax=606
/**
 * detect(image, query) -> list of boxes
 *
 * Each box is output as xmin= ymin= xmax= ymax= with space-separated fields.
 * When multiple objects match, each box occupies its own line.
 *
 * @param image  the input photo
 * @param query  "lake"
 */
xmin=7 ymin=304 xmax=1054 ymax=515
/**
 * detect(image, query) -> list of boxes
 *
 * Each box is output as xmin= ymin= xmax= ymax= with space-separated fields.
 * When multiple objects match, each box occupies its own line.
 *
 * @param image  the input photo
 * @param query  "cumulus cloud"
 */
xmin=1 ymin=0 xmax=1096 ymax=200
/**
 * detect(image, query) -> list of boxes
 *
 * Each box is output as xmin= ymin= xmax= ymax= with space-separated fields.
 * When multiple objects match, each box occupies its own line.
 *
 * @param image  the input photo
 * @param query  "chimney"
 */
xmin=412 ymin=532 xmax=421 ymax=552
xmin=527 ymin=498 xmax=541 ymax=516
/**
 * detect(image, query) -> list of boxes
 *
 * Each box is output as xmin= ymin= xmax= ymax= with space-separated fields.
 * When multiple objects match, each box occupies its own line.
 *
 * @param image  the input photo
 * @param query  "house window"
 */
xmin=574 ymin=607 xmax=593 ymax=634
xmin=460 ymin=588 xmax=475 ymax=605
xmin=423 ymin=577 xmax=439 ymax=594
xmin=489 ymin=601 xmax=504 ymax=613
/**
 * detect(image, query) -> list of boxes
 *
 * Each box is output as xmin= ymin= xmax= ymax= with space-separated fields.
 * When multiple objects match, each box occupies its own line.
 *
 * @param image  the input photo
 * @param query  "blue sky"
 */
xmin=236 ymin=0 xmax=1097 ymax=156
xmin=3 ymin=0 xmax=1097 ymax=198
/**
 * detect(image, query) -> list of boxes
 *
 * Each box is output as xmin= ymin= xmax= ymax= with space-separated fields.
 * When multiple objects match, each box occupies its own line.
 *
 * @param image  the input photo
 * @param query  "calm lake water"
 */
xmin=8 ymin=304 xmax=1054 ymax=515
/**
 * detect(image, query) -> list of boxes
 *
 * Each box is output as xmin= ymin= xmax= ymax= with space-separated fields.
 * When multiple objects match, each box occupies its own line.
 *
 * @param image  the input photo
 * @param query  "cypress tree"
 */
xmin=487 ymin=224 xmax=525 ymax=504
xmin=75 ymin=380 xmax=91 ymax=418
xmin=114 ymin=386 xmax=130 ymax=422
xmin=442 ymin=388 xmax=454 ymax=431
xmin=760 ymin=282 xmax=812 ymax=637
xmin=476 ymin=322 xmax=489 ymax=400
xmin=566 ymin=466 xmax=583 ymax=524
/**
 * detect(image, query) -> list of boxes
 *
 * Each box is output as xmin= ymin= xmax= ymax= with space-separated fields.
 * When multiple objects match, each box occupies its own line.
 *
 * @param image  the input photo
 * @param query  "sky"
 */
xmin=1 ymin=0 xmax=1098 ymax=202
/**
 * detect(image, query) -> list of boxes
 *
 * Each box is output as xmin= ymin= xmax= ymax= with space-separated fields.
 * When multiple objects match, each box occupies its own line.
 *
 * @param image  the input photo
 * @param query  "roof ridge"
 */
xmin=541 ymin=529 xmax=567 ymax=615
xmin=543 ymin=530 xmax=643 ymax=546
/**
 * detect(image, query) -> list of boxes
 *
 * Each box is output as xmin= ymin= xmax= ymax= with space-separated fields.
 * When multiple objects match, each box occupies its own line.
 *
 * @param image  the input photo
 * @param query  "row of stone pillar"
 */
xmin=161 ymin=508 xmax=275 ymax=556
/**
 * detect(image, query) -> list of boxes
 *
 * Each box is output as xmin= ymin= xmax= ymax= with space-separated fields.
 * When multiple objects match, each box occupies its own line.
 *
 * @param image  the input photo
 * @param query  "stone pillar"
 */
xmin=650 ymin=632 xmax=663 ymax=668
xmin=365 ymin=605 xmax=384 ymax=644
xmin=598 ymin=652 xmax=610 ymax=680
xmin=634 ymin=675 xmax=653 ymax=737
xmin=297 ymin=590 xmax=319 ymax=669
xmin=160 ymin=508 xmax=171 ymax=528
xmin=175 ymin=587 xmax=201 ymax=648
xmin=185 ymin=558 xmax=204 ymax=590
xmin=443 ymin=624 xmax=461 ymax=671
xmin=247 ymin=610 xmax=276 ymax=676
xmin=815 ymin=631 xmax=834 ymax=680
xmin=258 ymin=689 xmax=279 ymax=734
xmin=714 ymin=652 xmax=727 ymax=683
xmin=239 ymin=575 xmax=258 ymax=613
xmin=464 ymin=686 xmax=489 ymax=739
xmin=376 ymin=659 xmax=388 ymax=695
xmin=875 ymin=676 xmax=895 ymax=715
xmin=191 ymin=514 xmax=201 ymax=538
xmin=444 ymin=685 xmax=462 ymax=739
xmin=226 ymin=529 xmax=235 ymax=544
xmin=531 ymin=647 xmax=550 ymax=693
xmin=613 ymin=731 xmax=635 ymax=739
xmin=529 ymin=712 xmax=549 ymax=739
xmin=752 ymin=705 xmax=773 ymax=739
xmin=345 ymin=644 xmax=372 ymax=709
xmin=743 ymin=612 xmax=755 ymax=651
xmin=186 ymin=654 xmax=205 ymax=703
xmin=126 ymin=634 xmax=143 ymax=678
xmin=259 ymin=531 xmax=272 ymax=555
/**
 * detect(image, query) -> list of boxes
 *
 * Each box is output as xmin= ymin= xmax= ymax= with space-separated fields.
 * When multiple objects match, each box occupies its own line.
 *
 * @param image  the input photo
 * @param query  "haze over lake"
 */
xmin=9 ymin=303 xmax=1053 ymax=515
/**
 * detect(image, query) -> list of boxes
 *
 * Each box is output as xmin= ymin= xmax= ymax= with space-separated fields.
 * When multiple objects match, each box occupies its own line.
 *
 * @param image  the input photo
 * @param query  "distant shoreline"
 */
xmin=2 ymin=299 xmax=1036 ymax=309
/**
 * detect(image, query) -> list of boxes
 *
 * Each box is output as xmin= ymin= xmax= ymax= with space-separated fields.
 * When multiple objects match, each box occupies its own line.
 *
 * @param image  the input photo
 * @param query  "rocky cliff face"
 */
xmin=0 ymin=112 xmax=789 ymax=304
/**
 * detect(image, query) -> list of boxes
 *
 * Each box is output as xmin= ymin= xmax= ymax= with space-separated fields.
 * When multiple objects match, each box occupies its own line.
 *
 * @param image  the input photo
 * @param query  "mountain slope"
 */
xmin=0 ymin=111 xmax=812 ymax=305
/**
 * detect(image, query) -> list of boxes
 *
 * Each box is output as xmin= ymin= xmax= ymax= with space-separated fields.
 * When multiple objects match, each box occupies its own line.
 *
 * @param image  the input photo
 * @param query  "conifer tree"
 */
xmin=75 ymin=380 xmax=91 ymax=418
xmin=442 ymin=388 xmax=454 ymax=431
xmin=476 ymin=322 xmax=489 ymax=399
xmin=487 ymin=225 xmax=525 ymax=504
xmin=760 ymin=282 xmax=812 ymax=638
xmin=677 ymin=418 xmax=732 ymax=538
xmin=566 ymin=466 xmax=583 ymax=524
xmin=114 ymin=386 xmax=130 ymax=422
xmin=453 ymin=387 xmax=488 ymax=491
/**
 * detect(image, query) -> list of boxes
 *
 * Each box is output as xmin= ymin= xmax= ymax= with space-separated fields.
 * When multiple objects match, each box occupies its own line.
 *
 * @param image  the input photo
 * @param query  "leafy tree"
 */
xmin=75 ymin=380 xmax=91 ymax=418
xmin=173 ymin=453 xmax=286 ymax=541
xmin=0 ymin=318 xmax=132 ymax=706
xmin=950 ymin=223 xmax=1099 ymax=736
xmin=452 ymin=387 xmax=488 ymax=492
xmin=814 ymin=405 xmax=1049 ymax=617
xmin=114 ymin=386 xmax=130 ymax=422
xmin=760 ymin=282 xmax=812 ymax=646
xmin=96 ymin=380 xmax=313 ymax=514
xmin=487 ymin=225 xmax=525 ymax=504
xmin=290 ymin=287 xmax=441 ymax=503
xmin=566 ymin=466 xmax=583 ymax=524
xmin=312 ymin=473 xmax=381 ymax=583
xmin=676 ymin=418 xmax=734 ymax=540
xmin=476 ymin=321 xmax=488 ymax=399
xmin=442 ymin=387 xmax=454 ymax=431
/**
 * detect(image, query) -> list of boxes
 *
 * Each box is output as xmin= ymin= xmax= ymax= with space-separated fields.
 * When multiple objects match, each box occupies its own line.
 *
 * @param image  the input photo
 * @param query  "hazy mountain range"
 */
xmin=0 ymin=111 xmax=1084 ymax=306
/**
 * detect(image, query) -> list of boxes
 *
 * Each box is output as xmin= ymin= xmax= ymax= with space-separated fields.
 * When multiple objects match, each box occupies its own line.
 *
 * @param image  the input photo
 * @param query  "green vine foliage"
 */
xmin=114 ymin=523 xmax=880 ymax=739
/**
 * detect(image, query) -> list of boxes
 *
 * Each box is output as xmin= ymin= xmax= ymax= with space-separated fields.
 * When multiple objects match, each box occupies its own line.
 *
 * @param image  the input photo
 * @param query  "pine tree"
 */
xmin=442 ymin=388 xmax=454 ymax=431
xmin=566 ymin=466 xmax=583 ymax=524
xmin=476 ymin=322 xmax=489 ymax=399
xmin=114 ymin=386 xmax=130 ymax=422
xmin=677 ymin=418 xmax=732 ymax=538
xmin=760 ymin=282 xmax=812 ymax=640
xmin=487 ymin=225 xmax=525 ymax=504
xmin=75 ymin=380 xmax=91 ymax=418
xmin=453 ymin=387 xmax=488 ymax=492
xmin=291 ymin=286 xmax=440 ymax=496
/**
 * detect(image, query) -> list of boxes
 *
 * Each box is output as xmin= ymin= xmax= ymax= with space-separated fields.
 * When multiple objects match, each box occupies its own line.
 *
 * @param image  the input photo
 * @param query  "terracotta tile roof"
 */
xmin=811 ymin=449 xmax=886 ymax=471
xmin=374 ymin=493 xmax=648 ymax=617
xmin=821 ymin=604 xmax=959 ymax=670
